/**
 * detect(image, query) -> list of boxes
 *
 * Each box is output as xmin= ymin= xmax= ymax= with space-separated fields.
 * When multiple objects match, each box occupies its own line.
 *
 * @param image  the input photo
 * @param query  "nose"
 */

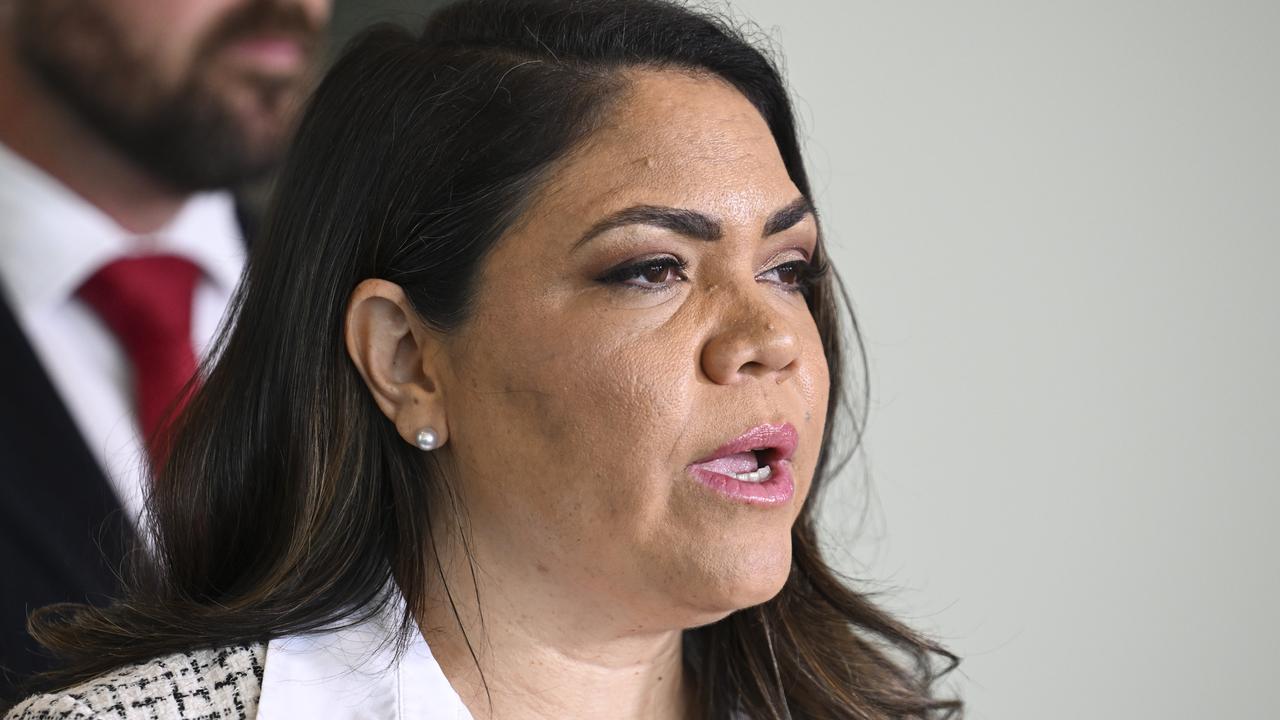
xmin=302 ymin=0 xmax=333 ymax=26
xmin=700 ymin=285 xmax=802 ymax=385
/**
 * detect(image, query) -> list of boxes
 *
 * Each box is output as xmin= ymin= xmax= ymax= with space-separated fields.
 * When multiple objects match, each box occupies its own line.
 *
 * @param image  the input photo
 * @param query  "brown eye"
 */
xmin=761 ymin=260 xmax=816 ymax=293
xmin=640 ymin=262 xmax=676 ymax=284
xmin=773 ymin=264 xmax=801 ymax=285
xmin=597 ymin=256 xmax=688 ymax=290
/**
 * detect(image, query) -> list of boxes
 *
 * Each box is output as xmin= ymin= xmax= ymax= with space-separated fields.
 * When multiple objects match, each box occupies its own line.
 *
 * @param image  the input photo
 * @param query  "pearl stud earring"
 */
xmin=415 ymin=427 xmax=441 ymax=451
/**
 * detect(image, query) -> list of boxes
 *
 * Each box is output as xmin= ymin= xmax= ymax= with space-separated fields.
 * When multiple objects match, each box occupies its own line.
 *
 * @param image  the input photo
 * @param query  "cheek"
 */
xmin=800 ymin=323 xmax=831 ymax=429
xmin=446 ymin=309 xmax=695 ymax=526
xmin=794 ymin=320 xmax=831 ymax=497
xmin=116 ymin=0 xmax=220 ymax=72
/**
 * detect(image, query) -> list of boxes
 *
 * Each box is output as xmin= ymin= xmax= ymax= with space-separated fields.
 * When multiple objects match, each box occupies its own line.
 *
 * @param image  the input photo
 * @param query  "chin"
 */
xmin=678 ymin=532 xmax=794 ymax=625
xmin=734 ymin=546 xmax=794 ymax=606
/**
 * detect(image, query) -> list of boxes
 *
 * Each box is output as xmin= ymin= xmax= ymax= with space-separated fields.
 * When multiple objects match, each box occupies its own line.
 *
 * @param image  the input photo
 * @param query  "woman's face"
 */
xmin=439 ymin=70 xmax=830 ymax=628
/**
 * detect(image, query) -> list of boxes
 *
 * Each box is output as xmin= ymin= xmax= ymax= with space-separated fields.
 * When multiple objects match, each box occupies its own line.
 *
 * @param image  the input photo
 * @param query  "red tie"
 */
xmin=77 ymin=254 xmax=202 ymax=467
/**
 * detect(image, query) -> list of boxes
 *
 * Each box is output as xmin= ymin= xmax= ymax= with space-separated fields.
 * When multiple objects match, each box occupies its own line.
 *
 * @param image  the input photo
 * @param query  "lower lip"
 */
xmin=687 ymin=461 xmax=795 ymax=506
xmin=224 ymin=37 xmax=306 ymax=73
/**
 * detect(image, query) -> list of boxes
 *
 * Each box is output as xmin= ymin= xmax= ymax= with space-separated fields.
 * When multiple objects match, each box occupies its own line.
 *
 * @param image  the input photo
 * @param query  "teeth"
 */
xmin=731 ymin=464 xmax=773 ymax=483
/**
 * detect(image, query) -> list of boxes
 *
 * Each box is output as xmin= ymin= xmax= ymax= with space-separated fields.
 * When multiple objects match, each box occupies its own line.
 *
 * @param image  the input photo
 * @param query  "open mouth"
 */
xmin=692 ymin=447 xmax=780 ymax=483
xmin=686 ymin=423 xmax=798 ymax=505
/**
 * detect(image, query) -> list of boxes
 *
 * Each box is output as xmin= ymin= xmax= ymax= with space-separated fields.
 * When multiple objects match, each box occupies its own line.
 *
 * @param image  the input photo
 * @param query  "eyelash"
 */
xmin=596 ymin=256 xmax=824 ymax=294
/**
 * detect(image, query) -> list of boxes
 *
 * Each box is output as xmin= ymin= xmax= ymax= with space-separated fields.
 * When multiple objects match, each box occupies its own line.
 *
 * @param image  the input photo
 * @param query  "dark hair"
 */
xmin=26 ymin=0 xmax=960 ymax=717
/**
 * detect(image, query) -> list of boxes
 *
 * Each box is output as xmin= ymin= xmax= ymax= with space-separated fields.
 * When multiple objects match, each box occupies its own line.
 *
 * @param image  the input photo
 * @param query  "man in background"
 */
xmin=0 ymin=0 xmax=330 ymax=696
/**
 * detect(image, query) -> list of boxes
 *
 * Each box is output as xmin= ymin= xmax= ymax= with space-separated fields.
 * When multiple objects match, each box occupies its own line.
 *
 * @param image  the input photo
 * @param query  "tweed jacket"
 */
xmin=5 ymin=644 xmax=266 ymax=719
xmin=4 ymin=589 xmax=476 ymax=720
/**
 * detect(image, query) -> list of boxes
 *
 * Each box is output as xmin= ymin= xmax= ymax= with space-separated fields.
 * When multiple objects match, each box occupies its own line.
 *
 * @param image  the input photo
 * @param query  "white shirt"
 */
xmin=0 ymin=142 xmax=245 ymax=525
xmin=258 ymin=590 xmax=474 ymax=720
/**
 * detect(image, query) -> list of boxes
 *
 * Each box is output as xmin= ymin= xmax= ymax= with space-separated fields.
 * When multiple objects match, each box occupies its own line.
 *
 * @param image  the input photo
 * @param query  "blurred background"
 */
xmin=334 ymin=1 xmax=1279 ymax=717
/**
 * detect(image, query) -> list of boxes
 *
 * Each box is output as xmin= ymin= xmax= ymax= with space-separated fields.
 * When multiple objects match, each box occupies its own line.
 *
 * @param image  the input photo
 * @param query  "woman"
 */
xmin=7 ymin=0 xmax=960 ymax=717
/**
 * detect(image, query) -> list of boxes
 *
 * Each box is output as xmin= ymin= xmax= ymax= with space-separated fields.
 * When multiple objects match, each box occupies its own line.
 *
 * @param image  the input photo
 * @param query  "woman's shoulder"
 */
xmin=5 ymin=642 xmax=267 ymax=720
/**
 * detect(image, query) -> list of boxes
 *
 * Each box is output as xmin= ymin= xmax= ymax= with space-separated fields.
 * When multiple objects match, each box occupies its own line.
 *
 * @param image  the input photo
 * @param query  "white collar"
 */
xmin=0 ymin=142 xmax=244 ymax=316
xmin=257 ymin=590 xmax=474 ymax=720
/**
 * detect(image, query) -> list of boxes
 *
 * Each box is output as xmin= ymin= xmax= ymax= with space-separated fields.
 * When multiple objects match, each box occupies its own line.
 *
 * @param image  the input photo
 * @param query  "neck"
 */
xmin=418 ymin=521 xmax=702 ymax=720
xmin=0 ymin=43 xmax=187 ymax=234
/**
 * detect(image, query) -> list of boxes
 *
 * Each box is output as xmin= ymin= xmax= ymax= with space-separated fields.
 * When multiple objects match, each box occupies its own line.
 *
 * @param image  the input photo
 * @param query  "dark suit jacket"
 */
xmin=0 ymin=201 xmax=257 ymax=703
xmin=0 ymin=294 xmax=132 ymax=702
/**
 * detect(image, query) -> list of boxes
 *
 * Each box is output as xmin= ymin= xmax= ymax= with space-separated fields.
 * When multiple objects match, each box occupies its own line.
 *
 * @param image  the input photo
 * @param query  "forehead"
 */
xmin=524 ymin=69 xmax=800 ymax=238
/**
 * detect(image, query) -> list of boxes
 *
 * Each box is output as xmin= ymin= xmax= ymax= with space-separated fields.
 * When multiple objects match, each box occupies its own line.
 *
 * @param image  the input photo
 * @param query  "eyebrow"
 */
xmin=572 ymin=196 xmax=815 ymax=251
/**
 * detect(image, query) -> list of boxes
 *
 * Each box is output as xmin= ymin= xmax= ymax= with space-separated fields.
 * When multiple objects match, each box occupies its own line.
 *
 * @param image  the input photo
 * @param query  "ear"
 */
xmin=344 ymin=279 xmax=449 ymax=449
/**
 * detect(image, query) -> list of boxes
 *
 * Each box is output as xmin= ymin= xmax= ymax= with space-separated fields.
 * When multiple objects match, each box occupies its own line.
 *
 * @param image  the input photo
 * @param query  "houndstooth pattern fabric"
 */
xmin=5 ymin=643 xmax=266 ymax=720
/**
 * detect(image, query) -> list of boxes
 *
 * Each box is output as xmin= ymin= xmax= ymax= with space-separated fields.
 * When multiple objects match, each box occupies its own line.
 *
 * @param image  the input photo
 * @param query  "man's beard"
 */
xmin=15 ymin=0 xmax=323 ymax=192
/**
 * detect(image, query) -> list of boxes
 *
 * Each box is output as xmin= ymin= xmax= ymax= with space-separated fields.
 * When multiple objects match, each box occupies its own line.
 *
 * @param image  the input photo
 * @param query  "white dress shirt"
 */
xmin=0 ymin=142 xmax=245 ymax=525
xmin=258 ymin=589 xmax=475 ymax=720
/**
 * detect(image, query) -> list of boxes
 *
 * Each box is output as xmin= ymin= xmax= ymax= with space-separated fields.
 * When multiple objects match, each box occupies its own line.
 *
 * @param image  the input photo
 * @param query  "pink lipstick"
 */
xmin=686 ymin=422 xmax=798 ymax=506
